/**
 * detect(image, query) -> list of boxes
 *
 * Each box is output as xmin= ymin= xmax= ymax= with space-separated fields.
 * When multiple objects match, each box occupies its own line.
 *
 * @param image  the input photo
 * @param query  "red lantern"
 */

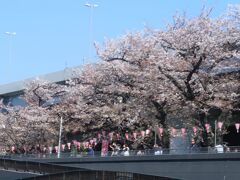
xmin=90 ymin=139 xmax=94 ymax=144
xmin=171 ymin=128 xmax=176 ymax=136
xmin=217 ymin=122 xmax=223 ymax=131
xmin=11 ymin=146 xmax=15 ymax=152
xmin=116 ymin=133 xmax=120 ymax=139
xmin=61 ymin=144 xmax=65 ymax=150
xmin=67 ymin=143 xmax=71 ymax=149
xmin=235 ymin=123 xmax=240 ymax=133
xmin=125 ymin=132 xmax=129 ymax=140
xmin=205 ymin=123 xmax=210 ymax=133
xmin=133 ymin=132 xmax=137 ymax=139
xmin=193 ymin=127 xmax=197 ymax=135
xmin=141 ymin=130 xmax=145 ymax=138
xmin=49 ymin=146 xmax=53 ymax=152
xmin=158 ymin=127 xmax=164 ymax=136
xmin=146 ymin=129 xmax=150 ymax=135
xmin=73 ymin=140 xmax=77 ymax=146
xmin=181 ymin=128 xmax=186 ymax=136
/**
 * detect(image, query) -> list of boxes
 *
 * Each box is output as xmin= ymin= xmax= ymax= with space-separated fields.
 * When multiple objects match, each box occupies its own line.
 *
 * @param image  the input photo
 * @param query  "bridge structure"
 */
xmin=1 ymin=151 xmax=240 ymax=180
xmin=35 ymin=152 xmax=240 ymax=180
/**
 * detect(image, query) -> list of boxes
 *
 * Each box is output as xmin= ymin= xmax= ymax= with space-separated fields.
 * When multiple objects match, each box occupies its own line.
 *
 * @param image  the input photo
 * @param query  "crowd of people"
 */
xmin=1 ymin=139 xmax=238 ymax=157
xmin=0 ymin=130 xmax=162 ymax=156
xmin=3 ymin=131 xmax=236 ymax=157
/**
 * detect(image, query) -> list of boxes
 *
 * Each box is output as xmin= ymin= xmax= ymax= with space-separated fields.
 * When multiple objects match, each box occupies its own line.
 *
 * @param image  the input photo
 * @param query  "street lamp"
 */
xmin=57 ymin=116 xmax=63 ymax=158
xmin=84 ymin=3 xmax=98 ymax=63
xmin=84 ymin=3 xmax=99 ymax=8
xmin=5 ymin=32 xmax=16 ymax=36
xmin=5 ymin=32 xmax=16 ymax=82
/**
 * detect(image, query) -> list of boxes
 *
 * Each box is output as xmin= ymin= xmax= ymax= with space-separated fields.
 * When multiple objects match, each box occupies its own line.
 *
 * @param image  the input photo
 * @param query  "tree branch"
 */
xmin=158 ymin=66 xmax=184 ymax=93
xmin=184 ymin=55 xmax=205 ymax=100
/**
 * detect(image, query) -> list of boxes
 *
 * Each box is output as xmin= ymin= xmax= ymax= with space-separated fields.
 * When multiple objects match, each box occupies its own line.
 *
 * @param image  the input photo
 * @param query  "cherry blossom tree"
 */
xmin=0 ymin=79 xmax=64 ymax=151
xmin=95 ymin=6 xmax=240 ymax=146
xmin=0 ymin=5 xmax=239 ymax=149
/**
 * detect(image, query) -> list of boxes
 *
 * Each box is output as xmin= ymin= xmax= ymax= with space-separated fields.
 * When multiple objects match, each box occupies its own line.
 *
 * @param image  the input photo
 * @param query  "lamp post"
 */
xmin=154 ymin=126 xmax=157 ymax=145
xmin=214 ymin=120 xmax=217 ymax=147
xmin=84 ymin=3 xmax=98 ymax=63
xmin=57 ymin=116 xmax=63 ymax=158
xmin=5 ymin=32 xmax=16 ymax=82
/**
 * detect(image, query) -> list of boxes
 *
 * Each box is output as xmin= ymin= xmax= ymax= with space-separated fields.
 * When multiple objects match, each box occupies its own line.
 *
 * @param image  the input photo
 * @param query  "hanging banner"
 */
xmin=101 ymin=140 xmax=109 ymax=157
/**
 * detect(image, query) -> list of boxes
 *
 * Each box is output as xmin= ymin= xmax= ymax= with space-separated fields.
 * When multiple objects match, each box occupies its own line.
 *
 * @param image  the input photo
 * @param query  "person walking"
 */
xmin=122 ymin=144 xmax=130 ymax=156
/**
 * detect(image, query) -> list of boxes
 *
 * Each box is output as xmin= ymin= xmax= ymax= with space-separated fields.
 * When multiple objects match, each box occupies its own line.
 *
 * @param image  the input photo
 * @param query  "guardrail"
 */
xmin=0 ymin=146 xmax=239 ymax=160
xmin=1 ymin=145 xmax=239 ymax=160
xmin=0 ymin=147 xmax=240 ymax=180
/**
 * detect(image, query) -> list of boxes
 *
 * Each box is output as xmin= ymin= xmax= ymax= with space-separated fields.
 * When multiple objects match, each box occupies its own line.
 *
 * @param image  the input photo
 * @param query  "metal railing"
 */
xmin=0 ymin=146 xmax=239 ymax=160
xmin=0 ymin=147 xmax=239 ymax=180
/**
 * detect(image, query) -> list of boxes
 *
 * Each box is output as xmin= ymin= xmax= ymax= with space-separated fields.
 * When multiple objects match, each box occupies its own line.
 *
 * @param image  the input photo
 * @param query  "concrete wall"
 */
xmin=37 ymin=153 xmax=240 ymax=180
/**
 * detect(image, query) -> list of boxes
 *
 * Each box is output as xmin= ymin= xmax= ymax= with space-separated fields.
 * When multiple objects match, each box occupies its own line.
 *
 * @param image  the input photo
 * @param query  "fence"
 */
xmin=1 ymin=146 xmax=240 ymax=160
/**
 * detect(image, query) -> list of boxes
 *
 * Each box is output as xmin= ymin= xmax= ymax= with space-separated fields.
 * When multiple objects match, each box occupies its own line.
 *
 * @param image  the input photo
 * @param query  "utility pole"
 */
xmin=214 ymin=120 xmax=217 ymax=147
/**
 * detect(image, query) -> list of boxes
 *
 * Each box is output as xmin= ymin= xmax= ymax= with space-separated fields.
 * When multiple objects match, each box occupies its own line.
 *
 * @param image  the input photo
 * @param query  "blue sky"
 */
xmin=0 ymin=0 xmax=239 ymax=85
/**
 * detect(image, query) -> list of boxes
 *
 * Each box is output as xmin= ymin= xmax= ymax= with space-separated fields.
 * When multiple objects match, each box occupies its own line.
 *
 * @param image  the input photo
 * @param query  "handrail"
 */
xmin=1 ymin=145 xmax=239 ymax=160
